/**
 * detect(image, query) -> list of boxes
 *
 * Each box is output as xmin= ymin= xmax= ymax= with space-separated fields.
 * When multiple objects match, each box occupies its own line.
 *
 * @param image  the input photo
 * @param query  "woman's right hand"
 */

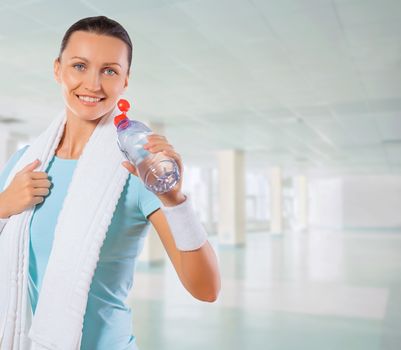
xmin=0 ymin=159 xmax=52 ymax=218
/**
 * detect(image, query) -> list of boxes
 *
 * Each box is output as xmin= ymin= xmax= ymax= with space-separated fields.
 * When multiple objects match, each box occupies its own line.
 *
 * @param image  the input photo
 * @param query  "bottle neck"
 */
xmin=117 ymin=118 xmax=130 ymax=130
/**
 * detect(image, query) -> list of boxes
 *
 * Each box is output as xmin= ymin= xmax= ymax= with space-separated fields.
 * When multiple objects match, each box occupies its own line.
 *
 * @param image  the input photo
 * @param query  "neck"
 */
xmin=56 ymin=109 xmax=105 ymax=159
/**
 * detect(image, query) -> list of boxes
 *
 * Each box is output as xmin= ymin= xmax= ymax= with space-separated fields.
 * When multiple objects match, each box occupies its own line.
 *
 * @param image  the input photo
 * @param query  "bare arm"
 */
xmin=148 ymin=208 xmax=221 ymax=302
xmin=121 ymin=134 xmax=221 ymax=301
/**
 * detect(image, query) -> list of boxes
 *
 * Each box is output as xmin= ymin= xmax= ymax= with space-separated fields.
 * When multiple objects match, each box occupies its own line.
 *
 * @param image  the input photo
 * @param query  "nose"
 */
xmin=84 ymin=69 xmax=101 ymax=92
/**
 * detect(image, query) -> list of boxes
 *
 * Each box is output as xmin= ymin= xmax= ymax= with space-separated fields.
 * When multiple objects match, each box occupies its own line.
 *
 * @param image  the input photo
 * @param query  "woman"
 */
xmin=0 ymin=16 xmax=220 ymax=349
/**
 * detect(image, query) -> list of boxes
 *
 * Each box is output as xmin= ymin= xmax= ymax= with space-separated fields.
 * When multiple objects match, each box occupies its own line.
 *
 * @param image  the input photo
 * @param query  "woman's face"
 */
xmin=54 ymin=31 xmax=130 ymax=121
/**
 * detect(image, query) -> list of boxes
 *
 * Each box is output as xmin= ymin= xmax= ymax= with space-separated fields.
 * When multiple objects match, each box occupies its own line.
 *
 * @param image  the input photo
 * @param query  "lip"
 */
xmin=75 ymin=94 xmax=105 ymax=106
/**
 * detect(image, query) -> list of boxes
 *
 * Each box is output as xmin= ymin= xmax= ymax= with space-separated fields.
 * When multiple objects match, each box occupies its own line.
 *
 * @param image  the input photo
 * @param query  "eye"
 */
xmin=73 ymin=63 xmax=85 ymax=71
xmin=104 ymin=68 xmax=117 ymax=76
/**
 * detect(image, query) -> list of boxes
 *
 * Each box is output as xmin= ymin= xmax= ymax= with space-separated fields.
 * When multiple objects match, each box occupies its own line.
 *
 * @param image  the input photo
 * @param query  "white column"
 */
xmin=138 ymin=121 xmax=167 ymax=264
xmin=294 ymin=175 xmax=308 ymax=231
xmin=203 ymin=167 xmax=215 ymax=233
xmin=270 ymin=167 xmax=283 ymax=234
xmin=217 ymin=150 xmax=245 ymax=245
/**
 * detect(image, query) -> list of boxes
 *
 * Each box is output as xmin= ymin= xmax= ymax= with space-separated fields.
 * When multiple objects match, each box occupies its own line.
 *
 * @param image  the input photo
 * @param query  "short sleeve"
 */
xmin=0 ymin=145 xmax=29 ymax=191
xmin=137 ymin=180 xmax=161 ymax=219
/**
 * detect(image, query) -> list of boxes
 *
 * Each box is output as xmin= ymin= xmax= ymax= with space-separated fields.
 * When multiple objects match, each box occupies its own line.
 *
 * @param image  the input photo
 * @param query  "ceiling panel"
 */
xmin=0 ymin=0 xmax=400 ymax=172
xmin=376 ymin=114 xmax=401 ymax=141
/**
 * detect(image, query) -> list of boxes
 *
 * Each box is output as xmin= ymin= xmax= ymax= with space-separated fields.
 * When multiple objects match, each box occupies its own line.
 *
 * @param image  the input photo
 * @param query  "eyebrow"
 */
xmin=70 ymin=56 xmax=121 ymax=67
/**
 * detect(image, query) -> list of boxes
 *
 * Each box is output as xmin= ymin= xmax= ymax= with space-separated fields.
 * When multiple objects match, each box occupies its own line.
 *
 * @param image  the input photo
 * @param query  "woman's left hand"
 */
xmin=121 ymin=134 xmax=186 ymax=206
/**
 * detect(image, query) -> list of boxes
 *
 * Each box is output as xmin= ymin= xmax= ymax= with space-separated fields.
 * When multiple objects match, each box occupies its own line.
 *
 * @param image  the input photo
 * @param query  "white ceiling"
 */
xmin=0 ymin=0 xmax=400 ymax=173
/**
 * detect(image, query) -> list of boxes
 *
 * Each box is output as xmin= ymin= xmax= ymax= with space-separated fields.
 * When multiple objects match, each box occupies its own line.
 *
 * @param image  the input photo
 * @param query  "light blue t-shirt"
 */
xmin=0 ymin=146 xmax=161 ymax=350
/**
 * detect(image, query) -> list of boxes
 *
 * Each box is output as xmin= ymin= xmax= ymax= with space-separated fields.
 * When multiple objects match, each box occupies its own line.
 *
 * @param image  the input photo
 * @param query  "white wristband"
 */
xmin=0 ymin=217 xmax=9 ymax=234
xmin=161 ymin=194 xmax=207 ymax=251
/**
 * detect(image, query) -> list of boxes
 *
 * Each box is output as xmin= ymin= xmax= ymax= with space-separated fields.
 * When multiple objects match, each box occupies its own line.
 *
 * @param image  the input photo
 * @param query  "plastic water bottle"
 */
xmin=114 ymin=99 xmax=180 ymax=194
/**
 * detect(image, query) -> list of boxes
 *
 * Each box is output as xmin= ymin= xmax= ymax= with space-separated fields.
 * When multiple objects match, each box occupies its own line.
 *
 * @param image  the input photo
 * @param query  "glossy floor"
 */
xmin=127 ymin=230 xmax=401 ymax=350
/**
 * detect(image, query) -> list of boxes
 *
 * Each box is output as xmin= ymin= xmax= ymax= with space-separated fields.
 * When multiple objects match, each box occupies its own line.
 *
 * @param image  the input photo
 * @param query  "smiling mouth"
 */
xmin=76 ymin=94 xmax=106 ymax=103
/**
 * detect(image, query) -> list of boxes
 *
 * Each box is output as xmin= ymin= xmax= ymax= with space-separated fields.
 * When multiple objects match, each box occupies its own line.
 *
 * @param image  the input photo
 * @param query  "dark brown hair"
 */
xmin=59 ymin=16 xmax=133 ymax=72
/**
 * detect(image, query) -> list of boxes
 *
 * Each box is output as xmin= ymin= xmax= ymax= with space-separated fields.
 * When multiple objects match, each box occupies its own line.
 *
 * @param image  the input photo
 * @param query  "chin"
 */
xmin=67 ymin=102 xmax=115 ymax=121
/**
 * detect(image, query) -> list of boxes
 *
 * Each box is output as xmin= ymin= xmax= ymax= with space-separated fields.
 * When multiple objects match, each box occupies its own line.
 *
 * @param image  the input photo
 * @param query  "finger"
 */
xmin=143 ymin=137 xmax=168 ymax=147
xmin=18 ymin=159 xmax=41 ymax=174
xmin=33 ymin=187 xmax=50 ymax=196
xmin=31 ymin=172 xmax=49 ymax=179
xmin=146 ymin=134 xmax=167 ymax=142
xmin=32 ymin=179 xmax=52 ymax=188
xmin=145 ymin=144 xmax=174 ymax=153
xmin=162 ymin=149 xmax=182 ymax=162
xmin=122 ymin=161 xmax=138 ymax=176
xmin=143 ymin=139 xmax=172 ymax=149
xmin=162 ymin=150 xmax=184 ymax=174
xmin=32 ymin=196 xmax=45 ymax=205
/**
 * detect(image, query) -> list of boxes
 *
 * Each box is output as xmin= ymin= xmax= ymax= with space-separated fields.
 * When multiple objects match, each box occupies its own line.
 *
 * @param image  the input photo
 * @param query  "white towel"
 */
xmin=0 ymin=105 xmax=130 ymax=349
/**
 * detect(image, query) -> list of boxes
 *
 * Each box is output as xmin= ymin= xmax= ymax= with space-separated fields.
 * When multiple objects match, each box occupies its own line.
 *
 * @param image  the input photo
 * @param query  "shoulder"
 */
xmin=126 ymin=174 xmax=161 ymax=219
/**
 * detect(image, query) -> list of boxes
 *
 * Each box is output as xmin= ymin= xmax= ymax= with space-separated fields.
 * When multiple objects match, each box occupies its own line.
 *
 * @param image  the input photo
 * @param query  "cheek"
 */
xmin=61 ymin=70 xmax=80 ymax=90
xmin=103 ymin=77 xmax=126 ymax=95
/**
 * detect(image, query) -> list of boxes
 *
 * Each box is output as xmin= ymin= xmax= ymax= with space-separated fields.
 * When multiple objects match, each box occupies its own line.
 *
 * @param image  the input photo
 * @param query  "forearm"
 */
xmin=155 ymin=193 xmax=221 ymax=302
xmin=178 ymin=241 xmax=221 ymax=302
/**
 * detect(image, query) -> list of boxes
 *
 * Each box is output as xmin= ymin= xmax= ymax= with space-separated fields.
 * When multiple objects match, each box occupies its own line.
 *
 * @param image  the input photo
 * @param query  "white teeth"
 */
xmin=78 ymin=95 xmax=102 ymax=103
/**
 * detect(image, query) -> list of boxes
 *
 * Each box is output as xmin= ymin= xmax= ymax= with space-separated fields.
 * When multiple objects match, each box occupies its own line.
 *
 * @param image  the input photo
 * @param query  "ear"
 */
xmin=122 ymin=72 xmax=129 ymax=93
xmin=53 ymin=58 xmax=61 ymax=83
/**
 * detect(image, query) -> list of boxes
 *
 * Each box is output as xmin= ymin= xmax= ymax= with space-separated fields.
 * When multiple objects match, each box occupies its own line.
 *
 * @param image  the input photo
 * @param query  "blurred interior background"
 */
xmin=1 ymin=0 xmax=401 ymax=349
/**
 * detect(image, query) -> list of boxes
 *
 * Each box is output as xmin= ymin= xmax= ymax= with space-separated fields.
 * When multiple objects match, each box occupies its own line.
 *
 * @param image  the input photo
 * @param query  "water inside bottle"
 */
xmin=137 ymin=153 xmax=180 ymax=193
